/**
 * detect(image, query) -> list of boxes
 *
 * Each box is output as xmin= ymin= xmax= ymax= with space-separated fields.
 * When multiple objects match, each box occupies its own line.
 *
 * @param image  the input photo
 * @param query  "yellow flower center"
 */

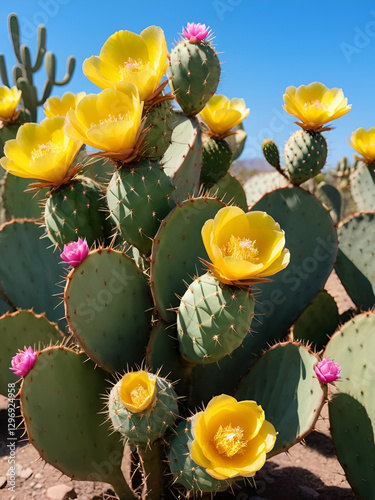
xmin=118 ymin=57 xmax=150 ymax=79
xmin=31 ymin=140 xmax=62 ymax=160
xmin=303 ymin=100 xmax=324 ymax=111
xmin=213 ymin=424 xmax=247 ymax=458
xmin=130 ymin=384 xmax=149 ymax=408
xmin=221 ymin=235 xmax=259 ymax=263
xmin=91 ymin=112 xmax=131 ymax=127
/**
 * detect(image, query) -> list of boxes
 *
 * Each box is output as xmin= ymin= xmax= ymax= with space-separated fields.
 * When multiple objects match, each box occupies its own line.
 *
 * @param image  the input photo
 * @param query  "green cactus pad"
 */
xmin=177 ymin=273 xmax=255 ymax=364
xmin=108 ymin=373 xmax=178 ymax=445
xmin=262 ymin=138 xmax=281 ymax=169
xmin=161 ymin=113 xmax=202 ymax=201
xmin=167 ymin=41 xmax=220 ymax=116
xmin=1 ymin=173 xmax=46 ymax=220
xmin=44 ymin=177 xmax=111 ymax=249
xmin=0 ymin=219 xmax=65 ymax=326
xmin=201 ymin=136 xmax=232 ymax=186
xmin=335 ymin=211 xmax=375 ymax=310
xmin=146 ymin=321 xmax=190 ymax=396
xmin=208 ymin=172 xmax=248 ymax=211
xmin=64 ymin=248 xmax=153 ymax=373
xmin=325 ymin=313 xmax=375 ymax=500
xmin=235 ymin=342 xmax=326 ymax=456
xmin=20 ymin=346 xmax=131 ymax=496
xmin=350 ymin=163 xmax=375 ymax=211
xmin=168 ymin=416 xmax=231 ymax=493
xmin=225 ymin=123 xmax=247 ymax=161
xmin=284 ymin=130 xmax=327 ymax=185
xmin=292 ymin=290 xmax=339 ymax=351
xmin=150 ymin=197 xmax=224 ymax=323
xmin=0 ymin=310 xmax=63 ymax=395
xmin=106 ymin=160 xmax=175 ymax=253
xmin=316 ymin=182 xmax=342 ymax=224
xmin=142 ymin=100 xmax=175 ymax=159
xmin=244 ymin=171 xmax=288 ymax=208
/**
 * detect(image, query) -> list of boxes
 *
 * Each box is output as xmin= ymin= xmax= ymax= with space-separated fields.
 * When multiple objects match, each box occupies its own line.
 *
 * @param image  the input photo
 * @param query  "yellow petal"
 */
xmin=257 ymin=248 xmax=290 ymax=277
xmin=190 ymin=439 xmax=211 ymax=469
xmin=83 ymin=56 xmax=115 ymax=90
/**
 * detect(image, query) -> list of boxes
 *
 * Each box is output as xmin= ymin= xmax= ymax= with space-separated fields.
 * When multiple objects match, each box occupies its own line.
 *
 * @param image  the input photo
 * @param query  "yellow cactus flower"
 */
xmin=191 ymin=394 xmax=276 ymax=479
xmin=0 ymin=117 xmax=83 ymax=185
xmin=283 ymin=82 xmax=351 ymax=131
xmin=44 ymin=91 xmax=86 ymax=118
xmin=349 ymin=127 xmax=375 ymax=166
xmin=0 ymin=85 xmax=22 ymax=122
xmin=83 ymin=26 xmax=167 ymax=102
xmin=64 ymin=86 xmax=143 ymax=161
xmin=200 ymin=95 xmax=249 ymax=138
xmin=118 ymin=370 xmax=157 ymax=413
xmin=201 ymin=206 xmax=290 ymax=286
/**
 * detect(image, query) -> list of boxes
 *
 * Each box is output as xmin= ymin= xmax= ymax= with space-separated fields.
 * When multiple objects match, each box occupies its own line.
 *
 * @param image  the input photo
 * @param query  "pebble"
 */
xmin=0 ymin=476 xmax=7 ymax=489
xmin=46 ymin=483 xmax=77 ymax=500
xmin=35 ymin=473 xmax=42 ymax=479
xmin=35 ymin=483 xmax=43 ymax=489
xmin=18 ymin=466 xmax=33 ymax=479
xmin=298 ymin=485 xmax=319 ymax=499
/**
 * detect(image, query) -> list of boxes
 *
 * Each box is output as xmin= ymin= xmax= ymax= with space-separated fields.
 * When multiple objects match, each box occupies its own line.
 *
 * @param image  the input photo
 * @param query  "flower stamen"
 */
xmin=119 ymin=58 xmax=150 ymax=80
xmin=221 ymin=235 xmax=259 ymax=263
xmin=130 ymin=383 xmax=149 ymax=407
xmin=213 ymin=424 xmax=247 ymax=458
xmin=31 ymin=140 xmax=63 ymax=160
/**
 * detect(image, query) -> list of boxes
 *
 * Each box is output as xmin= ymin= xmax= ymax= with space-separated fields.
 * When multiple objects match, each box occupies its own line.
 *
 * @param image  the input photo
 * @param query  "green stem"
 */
xmin=110 ymin=471 xmax=138 ymax=500
xmin=137 ymin=440 xmax=164 ymax=500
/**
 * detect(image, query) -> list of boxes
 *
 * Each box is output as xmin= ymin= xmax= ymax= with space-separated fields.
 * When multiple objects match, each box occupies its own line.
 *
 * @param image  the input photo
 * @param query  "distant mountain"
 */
xmin=230 ymin=158 xmax=273 ymax=183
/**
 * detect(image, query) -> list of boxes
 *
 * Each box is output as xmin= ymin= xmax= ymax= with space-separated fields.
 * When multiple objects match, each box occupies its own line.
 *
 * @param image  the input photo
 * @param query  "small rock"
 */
xmin=35 ymin=483 xmax=43 ymax=489
xmin=29 ymin=482 xmax=35 ymax=487
xmin=46 ymin=483 xmax=77 ymax=500
xmin=298 ymin=485 xmax=319 ymax=499
xmin=18 ymin=466 xmax=33 ymax=480
xmin=0 ymin=476 xmax=7 ymax=489
xmin=34 ymin=473 xmax=42 ymax=479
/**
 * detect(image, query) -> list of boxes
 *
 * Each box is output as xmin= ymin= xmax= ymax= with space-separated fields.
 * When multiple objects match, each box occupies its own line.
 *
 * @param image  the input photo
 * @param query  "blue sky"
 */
xmin=1 ymin=0 xmax=375 ymax=168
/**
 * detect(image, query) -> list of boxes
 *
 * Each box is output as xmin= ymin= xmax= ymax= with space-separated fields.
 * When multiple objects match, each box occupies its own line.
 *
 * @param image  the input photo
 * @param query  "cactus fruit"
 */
xmin=236 ymin=342 xmax=327 ymax=457
xmin=167 ymin=41 xmax=220 ymax=116
xmin=325 ymin=313 xmax=375 ymax=499
xmin=64 ymin=248 xmax=153 ymax=373
xmin=45 ymin=177 xmax=110 ymax=249
xmin=168 ymin=416 xmax=232 ymax=493
xmin=108 ymin=372 xmax=178 ymax=445
xmin=106 ymin=160 xmax=175 ymax=252
xmin=177 ymin=272 xmax=255 ymax=364
xmin=262 ymin=138 xmax=281 ymax=169
xmin=284 ymin=130 xmax=327 ymax=185
xmin=200 ymin=136 xmax=233 ymax=186
xmin=335 ymin=211 xmax=375 ymax=310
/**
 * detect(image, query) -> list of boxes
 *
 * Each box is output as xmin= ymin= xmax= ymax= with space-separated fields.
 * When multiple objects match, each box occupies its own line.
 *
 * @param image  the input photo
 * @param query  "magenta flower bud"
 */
xmin=182 ymin=22 xmax=210 ymax=43
xmin=60 ymin=237 xmax=89 ymax=267
xmin=10 ymin=346 xmax=37 ymax=377
xmin=315 ymin=357 xmax=342 ymax=383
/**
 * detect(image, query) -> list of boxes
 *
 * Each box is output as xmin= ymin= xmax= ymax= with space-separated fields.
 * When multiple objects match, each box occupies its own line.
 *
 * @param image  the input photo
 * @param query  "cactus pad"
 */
xmin=150 ymin=197 xmax=224 ymax=323
xmin=209 ymin=172 xmax=248 ymax=211
xmin=201 ymin=136 xmax=232 ymax=186
xmin=244 ymin=171 xmax=288 ymax=208
xmin=20 ymin=346 xmax=130 ymax=495
xmin=1 ymin=174 xmax=46 ymax=220
xmin=142 ymin=100 xmax=175 ymax=159
xmin=177 ymin=273 xmax=255 ymax=364
xmin=235 ymin=342 xmax=326 ymax=456
xmin=64 ymin=248 xmax=153 ymax=372
xmin=0 ymin=310 xmax=63 ymax=395
xmin=350 ymin=164 xmax=375 ymax=211
xmin=316 ymin=182 xmax=342 ymax=224
xmin=335 ymin=211 xmax=375 ymax=310
xmin=325 ymin=313 xmax=375 ymax=500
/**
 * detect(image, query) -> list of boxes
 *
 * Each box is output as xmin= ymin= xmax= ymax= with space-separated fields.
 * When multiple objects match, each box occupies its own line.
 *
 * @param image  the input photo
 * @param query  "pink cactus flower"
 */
xmin=10 ymin=346 xmax=37 ymax=377
xmin=60 ymin=237 xmax=89 ymax=267
xmin=182 ymin=22 xmax=210 ymax=43
xmin=315 ymin=358 xmax=342 ymax=383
